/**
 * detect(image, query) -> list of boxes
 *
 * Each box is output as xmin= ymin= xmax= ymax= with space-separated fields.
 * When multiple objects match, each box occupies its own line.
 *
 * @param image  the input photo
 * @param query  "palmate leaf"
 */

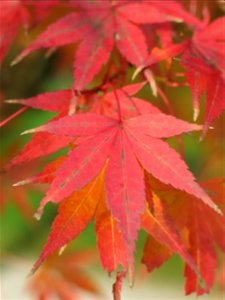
xmin=18 ymin=103 xmax=220 ymax=278
xmin=5 ymin=83 xmax=158 ymax=169
xmin=7 ymin=82 xmax=222 ymax=297
xmin=133 ymin=13 xmax=225 ymax=133
xmin=26 ymin=111 xmax=217 ymax=212
xmin=2 ymin=1 xmax=224 ymax=298
xmin=11 ymin=0 xmax=200 ymax=90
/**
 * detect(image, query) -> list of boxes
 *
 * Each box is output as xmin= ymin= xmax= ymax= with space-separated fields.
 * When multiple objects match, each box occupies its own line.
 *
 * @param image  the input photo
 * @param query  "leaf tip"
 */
xmin=34 ymin=208 xmax=43 ymax=221
xmin=27 ymin=268 xmax=35 ymax=278
xmin=59 ymin=245 xmax=67 ymax=256
xmin=10 ymin=54 xmax=24 ymax=67
xmin=21 ymin=128 xmax=36 ymax=135
xmin=132 ymin=65 xmax=144 ymax=81
xmin=144 ymin=69 xmax=157 ymax=97
xmin=128 ymin=264 xmax=134 ymax=288
xmin=16 ymin=177 xmax=34 ymax=186
xmin=193 ymin=108 xmax=199 ymax=121
xmin=12 ymin=181 xmax=23 ymax=187
xmin=213 ymin=205 xmax=223 ymax=216
xmin=5 ymin=99 xmax=20 ymax=104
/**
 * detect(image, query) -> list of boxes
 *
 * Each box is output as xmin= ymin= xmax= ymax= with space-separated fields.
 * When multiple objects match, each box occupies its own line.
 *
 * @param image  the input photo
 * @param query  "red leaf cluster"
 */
xmin=1 ymin=1 xmax=224 ymax=299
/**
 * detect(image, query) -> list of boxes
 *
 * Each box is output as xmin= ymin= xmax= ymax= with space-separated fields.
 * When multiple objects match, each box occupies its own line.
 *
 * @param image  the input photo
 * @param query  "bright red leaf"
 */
xmin=192 ymin=16 xmax=225 ymax=72
xmin=12 ymin=0 xmax=200 ymax=90
xmin=2 ymin=2 xmax=224 ymax=299
xmin=16 ymin=99 xmax=220 ymax=281
xmin=181 ymin=54 xmax=225 ymax=135
xmin=0 ymin=0 xmax=59 ymax=64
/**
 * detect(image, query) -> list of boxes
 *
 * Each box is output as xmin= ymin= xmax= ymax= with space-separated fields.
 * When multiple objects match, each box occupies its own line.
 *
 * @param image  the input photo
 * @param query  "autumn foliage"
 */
xmin=1 ymin=1 xmax=225 ymax=299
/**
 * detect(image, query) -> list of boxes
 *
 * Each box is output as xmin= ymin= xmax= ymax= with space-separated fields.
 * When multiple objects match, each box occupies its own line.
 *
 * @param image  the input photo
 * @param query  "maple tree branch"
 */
xmin=0 ymin=106 xmax=28 ymax=128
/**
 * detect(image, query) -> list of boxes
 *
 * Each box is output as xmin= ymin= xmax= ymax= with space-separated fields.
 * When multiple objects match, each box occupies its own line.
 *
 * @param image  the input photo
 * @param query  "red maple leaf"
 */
xmin=192 ymin=16 xmax=225 ymax=72
xmin=5 ymin=83 xmax=158 ymax=169
xmin=181 ymin=54 xmax=225 ymax=136
xmin=11 ymin=0 xmax=200 ymax=91
xmin=1 ymin=2 xmax=224 ymax=299
xmin=179 ymin=15 xmax=225 ymax=132
xmin=0 ymin=0 xmax=59 ymax=64
xmin=12 ymin=152 xmax=200 ymax=292
xmin=15 ymin=94 xmax=220 ymax=279
xmin=135 ymin=14 xmax=225 ymax=134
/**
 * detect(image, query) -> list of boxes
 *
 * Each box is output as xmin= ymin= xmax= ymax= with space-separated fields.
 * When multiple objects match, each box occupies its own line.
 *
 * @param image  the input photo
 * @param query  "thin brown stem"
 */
xmin=0 ymin=106 xmax=28 ymax=128
xmin=157 ymin=86 xmax=173 ymax=115
xmin=176 ymin=135 xmax=185 ymax=161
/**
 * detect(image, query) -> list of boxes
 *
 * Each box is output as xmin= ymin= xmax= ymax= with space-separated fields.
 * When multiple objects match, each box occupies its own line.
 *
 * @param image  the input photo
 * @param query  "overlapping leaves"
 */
xmin=2 ymin=1 xmax=225 ymax=299
xmin=143 ymin=178 xmax=225 ymax=295
xmin=11 ymin=0 xmax=200 ymax=91
xmin=10 ymin=85 xmax=221 ymax=290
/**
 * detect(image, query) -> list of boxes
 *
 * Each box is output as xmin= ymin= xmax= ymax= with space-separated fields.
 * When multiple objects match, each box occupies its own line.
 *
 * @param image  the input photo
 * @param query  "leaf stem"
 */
xmin=0 ymin=106 xmax=28 ymax=128
xmin=112 ymin=85 xmax=122 ymax=122
xmin=121 ymin=88 xmax=141 ymax=115
xmin=157 ymin=86 xmax=173 ymax=115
